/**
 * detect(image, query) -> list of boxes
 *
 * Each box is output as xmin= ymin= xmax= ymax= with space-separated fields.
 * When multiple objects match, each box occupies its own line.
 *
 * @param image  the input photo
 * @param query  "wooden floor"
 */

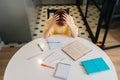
xmin=0 ymin=47 xmax=20 ymax=80
xmin=0 ymin=47 xmax=120 ymax=80
xmin=104 ymin=47 xmax=120 ymax=80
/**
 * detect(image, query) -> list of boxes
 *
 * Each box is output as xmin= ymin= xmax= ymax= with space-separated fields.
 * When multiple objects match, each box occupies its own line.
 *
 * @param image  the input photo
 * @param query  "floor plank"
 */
xmin=0 ymin=47 xmax=20 ymax=80
xmin=104 ymin=47 xmax=120 ymax=80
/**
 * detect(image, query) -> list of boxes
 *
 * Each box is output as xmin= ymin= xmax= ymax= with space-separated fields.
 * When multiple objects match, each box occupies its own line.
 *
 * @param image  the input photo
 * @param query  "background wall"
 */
xmin=0 ymin=0 xmax=32 ymax=44
xmin=35 ymin=0 xmax=76 ymax=5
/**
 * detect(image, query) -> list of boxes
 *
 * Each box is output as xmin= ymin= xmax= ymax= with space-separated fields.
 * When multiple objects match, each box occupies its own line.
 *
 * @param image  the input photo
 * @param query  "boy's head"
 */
xmin=54 ymin=9 xmax=68 ymax=26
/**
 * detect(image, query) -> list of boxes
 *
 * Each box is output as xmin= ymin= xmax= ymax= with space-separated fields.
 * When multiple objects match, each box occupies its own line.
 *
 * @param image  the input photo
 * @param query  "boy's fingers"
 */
xmin=62 ymin=14 xmax=66 ymax=18
xmin=55 ymin=14 xmax=59 ymax=18
xmin=63 ymin=21 xmax=66 ymax=23
xmin=55 ymin=17 xmax=59 ymax=21
xmin=62 ymin=17 xmax=66 ymax=20
xmin=63 ymin=13 xmax=68 ymax=17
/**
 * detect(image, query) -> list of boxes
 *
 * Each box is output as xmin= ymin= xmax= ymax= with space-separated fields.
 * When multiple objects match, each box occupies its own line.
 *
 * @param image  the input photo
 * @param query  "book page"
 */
xmin=62 ymin=40 xmax=92 ymax=60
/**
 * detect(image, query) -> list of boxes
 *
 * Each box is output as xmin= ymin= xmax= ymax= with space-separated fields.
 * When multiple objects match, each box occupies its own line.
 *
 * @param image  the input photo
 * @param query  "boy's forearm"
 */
xmin=68 ymin=24 xmax=78 ymax=38
xmin=44 ymin=23 xmax=54 ymax=39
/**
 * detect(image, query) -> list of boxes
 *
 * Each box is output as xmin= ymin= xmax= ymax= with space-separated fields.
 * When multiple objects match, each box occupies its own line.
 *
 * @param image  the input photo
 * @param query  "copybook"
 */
xmin=54 ymin=63 xmax=71 ymax=80
xmin=47 ymin=40 xmax=62 ymax=49
xmin=81 ymin=57 xmax=110 ymax=75
xmin=62 ymin=40 xmax=92 ymax=60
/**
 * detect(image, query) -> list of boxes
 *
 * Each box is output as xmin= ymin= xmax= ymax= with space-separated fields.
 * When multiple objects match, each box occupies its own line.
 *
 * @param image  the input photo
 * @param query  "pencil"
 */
xmin=37 ymin=43 xmax=44 ymax=51
xmin=41 ymin=64 xmax=55 ymax=69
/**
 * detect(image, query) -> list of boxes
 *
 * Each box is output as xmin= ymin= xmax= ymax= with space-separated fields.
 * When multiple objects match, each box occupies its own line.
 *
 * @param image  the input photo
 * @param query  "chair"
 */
xmin=113 ymin=0 xmax=120 ymax=18
xmin=76 ymin=0 xmax=119 ymax=49
xmin=47 ymin=8 xmax=69 ymax=19
xmin=95 ymin=0 xmax=119 ymax=48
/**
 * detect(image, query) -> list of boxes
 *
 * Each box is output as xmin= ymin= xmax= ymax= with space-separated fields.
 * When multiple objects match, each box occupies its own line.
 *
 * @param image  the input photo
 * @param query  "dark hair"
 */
xmin=54 ymin=9 xmax=68 ymax=26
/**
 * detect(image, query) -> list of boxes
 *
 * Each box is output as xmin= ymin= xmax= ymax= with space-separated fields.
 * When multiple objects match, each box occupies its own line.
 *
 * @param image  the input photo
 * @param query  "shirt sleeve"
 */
xmin=43 ymin=16 xmax=54 ymax=37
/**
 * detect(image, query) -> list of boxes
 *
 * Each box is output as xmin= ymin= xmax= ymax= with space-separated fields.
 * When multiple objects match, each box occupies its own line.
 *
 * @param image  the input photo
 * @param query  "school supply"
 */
xmin=54 ymin=63 xmax=71 ymax=80
xmin=47 ymin=41 xmax=62 ymax=49
xmin=62 ymin=40 xmax=92 ymax=60
xmin=81 ymin=57 xmax=110 ymax=75
xmin=41 ymin=63 xmax=55 ymax=69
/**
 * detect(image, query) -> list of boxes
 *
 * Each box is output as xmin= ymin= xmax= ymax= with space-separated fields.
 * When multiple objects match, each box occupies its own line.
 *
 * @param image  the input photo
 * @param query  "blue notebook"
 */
xmin=81 ymin=57 xmax=110 ymax=75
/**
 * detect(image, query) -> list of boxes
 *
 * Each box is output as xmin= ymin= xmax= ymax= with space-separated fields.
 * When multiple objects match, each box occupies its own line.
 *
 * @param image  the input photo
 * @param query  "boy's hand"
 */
xmin=62 ymin=14 xmax=71 ymax=25
xmin=52 ymin=14 xmax=60 ymax=23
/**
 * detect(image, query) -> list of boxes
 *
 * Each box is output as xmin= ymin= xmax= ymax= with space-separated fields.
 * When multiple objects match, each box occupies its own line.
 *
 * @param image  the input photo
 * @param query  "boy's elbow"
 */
xmin=43 ymin=36 xmax=47 ymax=39
xmin=72 ymin=34 xmax=78 ymax=38
xmin=43 ymin=34 xmax=47 ymax=39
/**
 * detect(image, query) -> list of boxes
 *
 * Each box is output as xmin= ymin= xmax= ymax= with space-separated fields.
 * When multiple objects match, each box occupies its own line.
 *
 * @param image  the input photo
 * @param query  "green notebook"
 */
xmin=81 ymin=57 xmax=110 ymax=75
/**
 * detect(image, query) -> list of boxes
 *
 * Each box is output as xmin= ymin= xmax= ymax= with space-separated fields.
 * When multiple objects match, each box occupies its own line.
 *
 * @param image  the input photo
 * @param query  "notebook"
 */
xmin=81 ymin=57 xmax=110 ymax=75
xmin=62 ymin=40 xmax=92 ymax=60
xmin=54 ymin=63 xmax=71 ymax=80
xmin=47 ymin=40 xmax=62 ymax=49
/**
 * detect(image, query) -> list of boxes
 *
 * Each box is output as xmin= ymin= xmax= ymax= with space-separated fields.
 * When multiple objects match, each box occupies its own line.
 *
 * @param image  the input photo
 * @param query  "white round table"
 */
xmin=4 ymin=35 xmax=118 ymax=80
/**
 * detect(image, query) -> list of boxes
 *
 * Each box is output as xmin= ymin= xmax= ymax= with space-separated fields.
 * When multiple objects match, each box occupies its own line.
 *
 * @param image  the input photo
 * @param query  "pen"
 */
xmin=26 ymin=53 xmax=42 ymax=60
xmin=41 ymin=64 xmax=55 ymax=69
xmin=43 ymin=52 xmax=55 ymax=61
xmin=47 ymin=41 xmax=61 ymax=43
xmin=37 ymin=43 xmax=44 ymax=52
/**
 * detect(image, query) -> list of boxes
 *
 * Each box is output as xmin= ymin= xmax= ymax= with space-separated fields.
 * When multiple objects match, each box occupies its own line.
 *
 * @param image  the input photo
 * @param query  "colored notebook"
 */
xmin=62 ymin=40 xmax=92 ymax=60
xmin=47 ymin=40 xmax=62 ymax=49
xmin=81 ymin=57 xmax=110 ymax=75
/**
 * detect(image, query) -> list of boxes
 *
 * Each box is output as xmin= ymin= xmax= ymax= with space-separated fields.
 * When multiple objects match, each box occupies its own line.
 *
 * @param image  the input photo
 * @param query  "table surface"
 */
xmin=4 ymin=35 xmax=118 ymax=80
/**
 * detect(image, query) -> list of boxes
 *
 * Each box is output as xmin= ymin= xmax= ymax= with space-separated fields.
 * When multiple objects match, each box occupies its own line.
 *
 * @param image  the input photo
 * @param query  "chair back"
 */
xmin=47 ymin=8 xmax=69 ymax=18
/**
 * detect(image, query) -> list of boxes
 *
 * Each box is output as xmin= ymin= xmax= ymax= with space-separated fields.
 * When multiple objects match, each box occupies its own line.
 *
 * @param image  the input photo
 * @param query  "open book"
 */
xmin=62 ymin=40 xmax=92 ymax=60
